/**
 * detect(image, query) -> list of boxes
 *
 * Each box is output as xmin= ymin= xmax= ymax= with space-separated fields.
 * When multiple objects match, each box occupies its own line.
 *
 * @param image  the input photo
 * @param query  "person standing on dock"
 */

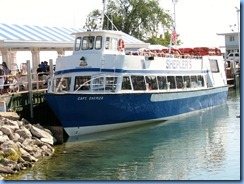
xmin=2 ymin=62 xmax=10 ymax=93
xmin=0 ymin=66 xmax=5 ymax=94
xmin=37 ymin=64 xmax=43 ymax=88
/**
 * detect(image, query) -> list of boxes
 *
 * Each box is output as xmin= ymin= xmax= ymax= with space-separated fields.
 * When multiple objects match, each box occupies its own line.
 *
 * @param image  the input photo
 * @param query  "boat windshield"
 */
xmin=74 ymin=36 xmax=103 ymax=51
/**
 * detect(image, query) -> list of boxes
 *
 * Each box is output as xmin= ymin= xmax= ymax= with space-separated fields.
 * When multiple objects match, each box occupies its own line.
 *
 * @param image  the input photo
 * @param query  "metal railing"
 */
xmin=0 ymin=72 xmax=49 ymax=94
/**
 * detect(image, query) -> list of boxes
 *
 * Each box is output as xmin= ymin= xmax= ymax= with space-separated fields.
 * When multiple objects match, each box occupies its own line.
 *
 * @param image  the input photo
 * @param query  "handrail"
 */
xmin=0 ymin=72 xmax=49 ymax=93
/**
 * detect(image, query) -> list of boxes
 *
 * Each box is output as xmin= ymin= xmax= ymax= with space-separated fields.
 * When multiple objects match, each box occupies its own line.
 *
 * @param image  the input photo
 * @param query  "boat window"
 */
xmin=121 ymin=76 xmax=132 ymax=90
xmin=176 ymin=76 xmax=183 ymax=89
xmin=131 ymin=76 xmax=146 ymax=90
xmin=209 ymin=59 xmax=219 ymax=73
xmin=105 ymin=77 xmax=117 ymax=91
xmin=56 ymin=77 xmax=71 ymax=92
xmin=74 ymin=76 xmax=91 ymax=91
xmin=82 ymin=36 xmax=95 ymax=50
xmin=105 ymin=37 xmax=110 ymax=49
xmin=93 ymin=76 xmax=104 ymax=91
xmin=145 ymin=76 xmax=158 ymax=90
xmin=111 ymin=38 xmax=118 ymax=51
xmin=121 ymin=76 xmax=131 ymax=90
xmin=157 ymin=76 xmax=167 ymax=89
xmin=105 ymin=37 xmax=118 ymax=50
xmin=197 ymin=75 xmax=204 ymax=87
xmin=167 ymin=76 xmax=176 ymax=89
xmin=190 ymin=75 xmax=198 ymax=88
xmin=75 ymin=37 xmax=82 ymax=51
xmin=95 ymin=36 xmax=102 ymax=50
xmin=183 ymin=76 xmax=191 ymax=88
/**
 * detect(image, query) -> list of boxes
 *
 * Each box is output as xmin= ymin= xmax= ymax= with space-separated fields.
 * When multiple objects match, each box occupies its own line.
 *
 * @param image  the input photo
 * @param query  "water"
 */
xmin=5 ymin=88 xmax=240 ymax=181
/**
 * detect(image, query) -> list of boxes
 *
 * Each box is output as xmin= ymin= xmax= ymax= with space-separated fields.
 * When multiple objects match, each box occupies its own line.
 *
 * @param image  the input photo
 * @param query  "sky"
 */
xmin=0 ymin=0 xmax=240 ymax=46
xmin=0 ymin=0 xmax=241 ymax=64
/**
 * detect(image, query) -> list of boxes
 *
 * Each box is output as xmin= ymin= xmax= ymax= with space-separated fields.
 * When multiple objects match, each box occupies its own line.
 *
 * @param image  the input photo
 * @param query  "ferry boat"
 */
xmin=45 ymin=30 xmax=228 ymax=137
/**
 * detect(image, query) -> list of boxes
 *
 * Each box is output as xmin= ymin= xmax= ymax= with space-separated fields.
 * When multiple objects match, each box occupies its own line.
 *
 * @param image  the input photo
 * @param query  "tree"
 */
xmin=84 ymin=0 xmax=181 ymax=45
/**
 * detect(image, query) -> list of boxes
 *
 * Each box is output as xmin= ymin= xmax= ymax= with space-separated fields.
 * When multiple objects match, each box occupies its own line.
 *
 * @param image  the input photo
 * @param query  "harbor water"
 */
xmin=5 ymin=88 xmax=240 ymax=181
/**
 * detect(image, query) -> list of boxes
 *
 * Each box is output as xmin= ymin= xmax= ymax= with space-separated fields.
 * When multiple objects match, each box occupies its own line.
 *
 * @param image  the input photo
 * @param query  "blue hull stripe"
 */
xmin=45 ymin=87 xmax=228 ymax=129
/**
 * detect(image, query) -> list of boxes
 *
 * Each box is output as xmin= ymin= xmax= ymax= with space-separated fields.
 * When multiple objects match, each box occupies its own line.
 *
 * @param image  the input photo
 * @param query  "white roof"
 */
xmin=0 ymin=23 xmax=83 ymax=41
xmin=0 ymin=23 xmax=146 ymax=46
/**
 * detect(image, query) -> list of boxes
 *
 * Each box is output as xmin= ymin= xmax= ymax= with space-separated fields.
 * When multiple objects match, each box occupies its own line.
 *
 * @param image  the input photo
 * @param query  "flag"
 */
xmin=171 ymin=28 xmax=177 ymax=45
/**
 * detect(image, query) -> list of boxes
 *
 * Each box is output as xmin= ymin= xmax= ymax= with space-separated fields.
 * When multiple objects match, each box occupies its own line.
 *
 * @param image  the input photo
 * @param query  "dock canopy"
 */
xmin=0 ymin=23 xmax=147 ymax=72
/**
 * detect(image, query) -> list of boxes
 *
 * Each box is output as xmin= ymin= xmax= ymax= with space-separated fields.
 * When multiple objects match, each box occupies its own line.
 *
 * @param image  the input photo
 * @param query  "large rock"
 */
xmin=0 ymin=112 xmax=19 ymax=121
xmin=30 ymin=126 xmax=55 ymax=145
xmin=19 ymin=147 xmax=38 ymax=162
xmin=0 ymin=125 xmax=13 ymax=136
xmin=16 ymin=127 xmax=32 ymax=139
xmin=0 ymin=115 xmax=56 ymax=179
xmin=0 ymin=165 xmax=15 ymax=174
xmin=0 ymin=135 xmax=10 ymax=143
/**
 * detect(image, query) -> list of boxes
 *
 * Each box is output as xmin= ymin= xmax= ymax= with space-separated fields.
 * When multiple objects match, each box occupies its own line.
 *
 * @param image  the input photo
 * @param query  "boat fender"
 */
xmin=118 ymin=39 xmax=125 ymax=52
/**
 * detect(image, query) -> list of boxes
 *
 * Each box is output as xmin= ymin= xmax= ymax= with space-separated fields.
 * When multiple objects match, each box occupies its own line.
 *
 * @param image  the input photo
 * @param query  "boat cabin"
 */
xmin=72 ymin=30 xmax=125 ymax=55
xmin=52 ymin=31 xmax=226 ymax=95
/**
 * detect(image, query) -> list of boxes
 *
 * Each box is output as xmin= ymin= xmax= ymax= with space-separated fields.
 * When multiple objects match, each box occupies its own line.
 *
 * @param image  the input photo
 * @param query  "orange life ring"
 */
xmin=118 ymin=39 xmax=125 ymax=52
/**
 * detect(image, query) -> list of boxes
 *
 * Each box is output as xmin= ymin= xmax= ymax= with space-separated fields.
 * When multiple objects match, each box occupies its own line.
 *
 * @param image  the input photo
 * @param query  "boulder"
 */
xmin=0 ymin=115 xmax=55 ymax=179
xmin=16 ymin=127 xmax=32 ymax=139
xmin=0 ymin=125 xmax=13 ymax=136
xmin=0 ymin=112 xmax=19 ymax=121
xmin=19 ymin=147 xmax=38 ymax=162
xmin=30 ymin=126 xmax=55 ymax=145
xmin=0 ymin=165 xmax=15 ymax=174
xmin=0 ymin=134 xmax=9 ymax=143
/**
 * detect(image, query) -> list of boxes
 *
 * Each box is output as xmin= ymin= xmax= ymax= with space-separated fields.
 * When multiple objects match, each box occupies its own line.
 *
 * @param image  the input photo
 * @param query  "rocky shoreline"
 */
xmin=0 ymin=112 xmax=56 ymax=179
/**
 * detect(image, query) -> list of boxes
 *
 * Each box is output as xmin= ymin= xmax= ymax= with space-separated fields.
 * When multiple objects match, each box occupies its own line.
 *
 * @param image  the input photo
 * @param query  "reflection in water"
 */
xmin=5 ymin=89 xmax=240 ymax=180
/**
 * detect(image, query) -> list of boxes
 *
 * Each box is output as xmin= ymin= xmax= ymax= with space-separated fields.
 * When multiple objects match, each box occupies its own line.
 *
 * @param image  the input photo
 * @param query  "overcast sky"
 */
xmin=0 ymin=0 xmax=240 ymax=63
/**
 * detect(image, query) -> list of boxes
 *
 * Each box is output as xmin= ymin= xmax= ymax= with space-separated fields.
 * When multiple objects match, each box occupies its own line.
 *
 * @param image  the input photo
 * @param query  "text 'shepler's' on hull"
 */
xmin=45 ymin=21 xmax=228 ymax=137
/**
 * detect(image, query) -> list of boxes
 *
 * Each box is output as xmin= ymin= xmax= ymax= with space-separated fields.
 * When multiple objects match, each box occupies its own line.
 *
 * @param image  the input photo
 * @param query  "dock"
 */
xmin=226 ymin=65 xmax=240 ymax=89
xmin=0 ymin=88 xmax=67 ymax=143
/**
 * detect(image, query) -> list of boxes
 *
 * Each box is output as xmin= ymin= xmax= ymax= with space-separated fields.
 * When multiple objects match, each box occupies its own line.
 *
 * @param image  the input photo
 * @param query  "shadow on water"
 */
xmin=5 ymin=88 xmax=240 ymax=180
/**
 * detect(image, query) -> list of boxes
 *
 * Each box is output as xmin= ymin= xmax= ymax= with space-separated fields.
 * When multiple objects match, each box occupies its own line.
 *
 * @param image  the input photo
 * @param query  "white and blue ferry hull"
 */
xmin=45 ymin=86 xmax=228 ymax=136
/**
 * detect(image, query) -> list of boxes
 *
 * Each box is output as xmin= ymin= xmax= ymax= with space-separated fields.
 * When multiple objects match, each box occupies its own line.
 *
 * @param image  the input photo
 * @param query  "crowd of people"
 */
xmin=0 ymin=61 xmax=50 ymax=95
xmin=36 ymin=61 xmax=50 ymax=88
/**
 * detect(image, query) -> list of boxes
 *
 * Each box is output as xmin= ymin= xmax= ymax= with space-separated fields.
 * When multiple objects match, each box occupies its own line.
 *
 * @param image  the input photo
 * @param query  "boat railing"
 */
xmin=0 ymin=72 xmax=49 ymax=94
xmin=127 ymin=49 xmax=222 ymax=59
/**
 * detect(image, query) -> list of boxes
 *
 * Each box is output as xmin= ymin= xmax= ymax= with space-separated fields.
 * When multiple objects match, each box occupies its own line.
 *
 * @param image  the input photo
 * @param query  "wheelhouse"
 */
xmin=72 ymin=30 xmax=125 ymax=54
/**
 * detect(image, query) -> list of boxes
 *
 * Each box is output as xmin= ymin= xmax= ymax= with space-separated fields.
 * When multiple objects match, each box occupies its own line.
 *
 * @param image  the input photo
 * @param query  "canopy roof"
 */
xmin=0 ymin=23 xmax=147 ymax=49
xmin=0 ymin=23 xmax=83 ymax=41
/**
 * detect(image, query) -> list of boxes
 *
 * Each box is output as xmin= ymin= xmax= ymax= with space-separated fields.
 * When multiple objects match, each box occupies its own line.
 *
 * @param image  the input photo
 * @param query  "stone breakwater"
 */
xmin=0 ymin=112 xmax=56 ymax=179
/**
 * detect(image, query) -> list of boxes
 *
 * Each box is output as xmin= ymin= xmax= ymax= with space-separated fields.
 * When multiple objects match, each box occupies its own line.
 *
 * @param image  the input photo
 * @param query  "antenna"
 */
xmin=101 ymin=0 xmax=106 ymax=29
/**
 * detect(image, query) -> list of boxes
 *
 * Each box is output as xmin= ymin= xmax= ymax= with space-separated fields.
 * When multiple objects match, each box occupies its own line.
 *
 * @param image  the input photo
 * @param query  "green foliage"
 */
xmin=83 ymin=0 xmax=181 ymax=45
xmin=84 ymin=10 xmax=102 ymax=30
xmin=0 ymin=153 xmax=3 ymax=159
xmin=4 ymin=147 xmax=21 ymax=162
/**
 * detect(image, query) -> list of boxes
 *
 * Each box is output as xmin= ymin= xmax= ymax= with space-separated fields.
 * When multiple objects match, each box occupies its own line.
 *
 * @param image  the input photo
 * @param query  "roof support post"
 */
xmin=0 ymin=48 xmax=14 ymax=68
xmin=31 ymin=48 xmax=40 ymax=83
xmin=9 ymin=51 xmax=17 ymax=72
